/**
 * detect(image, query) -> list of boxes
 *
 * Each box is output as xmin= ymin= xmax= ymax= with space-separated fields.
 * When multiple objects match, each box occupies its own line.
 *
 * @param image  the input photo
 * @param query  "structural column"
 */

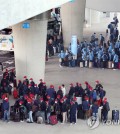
xmin=61 ymin=0 xmax=86 ymax=47
xmin=85 ymin=8 xmax=92 ymax=27
xmin=13 ymin=12 xmax=49 ymax=83
xmin=91 ymin=9 xmax=101 ymax=24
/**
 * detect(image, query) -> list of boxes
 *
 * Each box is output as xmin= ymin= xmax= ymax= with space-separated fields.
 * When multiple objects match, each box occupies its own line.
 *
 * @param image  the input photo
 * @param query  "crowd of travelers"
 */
xmin=0 ymin=69 xmax=110 ymax=125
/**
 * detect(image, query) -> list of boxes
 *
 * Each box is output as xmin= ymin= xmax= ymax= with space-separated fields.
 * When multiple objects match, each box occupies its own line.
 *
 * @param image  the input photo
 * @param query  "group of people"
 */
xmin=58 ymin=16 xmax=120 ymax=70
xmin=0 ymin=69 xmax=110 ymax=125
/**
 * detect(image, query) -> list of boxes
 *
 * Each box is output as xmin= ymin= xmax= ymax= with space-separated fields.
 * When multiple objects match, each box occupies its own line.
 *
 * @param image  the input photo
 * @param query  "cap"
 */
xmin=73 ymin=97 xmax=77 ymax=101
xmin=2 ymin=94 xmax=6 ymax=99
xmin=70 ymin=83 xmax=73 ymax=86
xmin=29 ymin=78 xmax=33 ymax=81
xmin=103 ymin=98 xmax=107 ymax=102
xmin=59 ymin=86 xmax=61 ymax=89
xmin=40 ymin=98 xmax=43 ymax=101
xmin=40 ymin=79 xmax=43 ymax=81
xmin=19 ymin=101 xmax=23 ymax=105
xmin=79 ymin=83 xmax=82 ymax=86
xmin=85 ymin=81 xmax=89 ymax=85
xmin=47 ymin=95 xmax=50 ymax=99
xmin=43 ymin=82 xmax=46 ymax=85
xmin=28 ymin=84 xmax=31 ymax=87
xmin=60 ymin=99 xmax=64 ymax=103
xmin=85 ymin=96 xmax=89 ymax=101
xmin=76 ymin=82 xmax=79 ymax=85
xmin=57 ymin=95 xmax=61 ymax=99
xmin=29 ymin=94 xmax=35 ymax=98
xmin=95 ymin=80 xmax=99 ymax=84
xmin=27 ymin=98 xmax=32 ymax=103
xmin=24 ymin=76 xmax=27 ymax=79
xmin=35 ymin=84 xmax=37 ymax=87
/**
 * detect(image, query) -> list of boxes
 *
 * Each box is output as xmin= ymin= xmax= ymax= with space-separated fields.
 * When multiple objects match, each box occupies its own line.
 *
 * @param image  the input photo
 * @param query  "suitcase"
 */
xmin=14 ymin=109 xmax=20 ymax=122
xmin=112 ymin=110 xmax=119 ymax=122
xmin=76 ymin=97 xmax=82 ymax=105
xmin=108 ymin=61 xmax=112 ymax=69
xmin=89 ymin=62 xmax=93 ymax=68
xmin=77 ymin=110 xmax=84 ymax=119
xmin=37 ymin=116 xmax=43 ymax=124
xmin=49 ymin=115 xmax=58 ymax=125
xmin=80 ymin=62 xmax=83 ymax=68
xmin=72 ymin=60 xmax=76 ymax=67
xmin=13 ymin=89 xmax=18 ymax=99
xmin=118 ymin=63 xmax=120 ymax=69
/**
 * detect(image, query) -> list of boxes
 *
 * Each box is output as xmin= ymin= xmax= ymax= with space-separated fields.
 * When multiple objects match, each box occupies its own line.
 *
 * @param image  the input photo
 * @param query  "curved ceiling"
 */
xmin=86 ymin=0 xmax=120 ymax=12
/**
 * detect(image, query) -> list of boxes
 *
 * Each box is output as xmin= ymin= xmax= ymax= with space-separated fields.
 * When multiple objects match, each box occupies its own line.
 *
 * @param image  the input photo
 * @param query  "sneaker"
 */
xmin=70 ymin=123 xmax=72 ymax=125
xmin=61 ymin=122 xmax=64 ymax=124
xmin=20 ymin=120 xmax=24 ymax=122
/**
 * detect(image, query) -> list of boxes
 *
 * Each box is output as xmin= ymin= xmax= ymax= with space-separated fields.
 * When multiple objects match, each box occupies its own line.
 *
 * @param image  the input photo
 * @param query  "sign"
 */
xmin=0 ymin=35 xmax=14 ymax=51
xmin=22 ymin=22 xmax=30 ymax=29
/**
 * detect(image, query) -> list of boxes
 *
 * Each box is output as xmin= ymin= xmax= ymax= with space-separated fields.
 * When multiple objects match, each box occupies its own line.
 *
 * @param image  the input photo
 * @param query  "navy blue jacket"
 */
xmin=82 ymin=100 xmax=90 ymax=110
xmin=3 ymin=100 xmax=9 ymax=111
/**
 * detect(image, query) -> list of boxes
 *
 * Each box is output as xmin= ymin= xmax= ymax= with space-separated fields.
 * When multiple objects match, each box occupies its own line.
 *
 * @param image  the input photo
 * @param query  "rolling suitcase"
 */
xmin=118 ymin=63 xmax=120 ymax=69
xmin=89 ymin=62 xmax=93 ymax=68
xmin=49 ymin=115 xmax=58 ymax=125
xmin=77 ymin=110 xmax=84 ymax=119
xmin=80 ymin=62 xmax=83 ymax=68
xmin=37 ymin=116 xmax=43 ymax=124
xmin=112 ymin=110 xmax=119 ymax=122
xmin=14 ymin=109 xmax=20 ymax=122
xmin=108 ymin=61 xmax=112 ymax=69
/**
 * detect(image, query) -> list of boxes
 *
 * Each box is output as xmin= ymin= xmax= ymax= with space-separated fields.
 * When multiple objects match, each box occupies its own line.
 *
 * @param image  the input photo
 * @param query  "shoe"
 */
xmin=70 ymin=123 xmax=72 ymax=125
xmin=61 ymin=122 xmax=64 ymax=124
xmin=74 ymin=123 xmax=76 ymax=125
xmin=20 ymin=120 xmax=24 ymax=122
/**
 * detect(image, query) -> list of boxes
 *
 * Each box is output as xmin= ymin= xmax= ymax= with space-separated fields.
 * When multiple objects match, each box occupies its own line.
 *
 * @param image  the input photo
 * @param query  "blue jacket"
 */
xmin=70 ymin=103 xmax=77 ymax=114
xmin=89 ymin=51 xmax=94 ymax=61
xmin=58 ymin=52 xmax=65 ymax=59
xmin=82 ymin=100 xmax=90 ymax=110
xmin=92 ymin=104 xmax=99 ymax=114
xmin=113 ymin=54 xmax=119 ymax=63
xmin=3 ymin=100 xmax=9 ymax=111
xmin=46 ymin=88 xmax=55 ymax=99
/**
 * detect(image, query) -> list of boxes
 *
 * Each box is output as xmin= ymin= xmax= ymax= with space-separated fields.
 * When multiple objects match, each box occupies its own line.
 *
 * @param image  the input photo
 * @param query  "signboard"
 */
xmin=0 ymin=35 xmax=14 ymax=51
xmin=22 ymin=22 xmax=30 ymax=29
xmin=71 ymin=35 xmax=77 ymax=58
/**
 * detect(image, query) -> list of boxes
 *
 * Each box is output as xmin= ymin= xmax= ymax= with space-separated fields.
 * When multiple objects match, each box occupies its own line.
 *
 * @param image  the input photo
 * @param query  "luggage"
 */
xmin=89 ymin=62 xmax=93 ymax=68
xmin=13 ymin=89 xmax=18 ymax=99
xmin=118 ymin=63 xmax=120 ymax=69
xmin=49 ymin=115 xmax=58 ymax=125
xmin=72 ymin=60 xmax=76 ymax=67
xmin=10 ymin=106 xmax=15 ymax=120
xmin=14 ymin=109 xmax=20 ymax=122
xmin=37 ymin=116 xmax=43 ymax=124
xmin=108 ymin=61 xmax=112 ymax=69
xmin=76 ymin=97 xmax=82 ymax=105
xmin=112 ymin=110 xmax=119 ymax=122
xmin=77 ymin=110 xmax=84 ymax=119
xmin=80 ymin=62 xmax=83 ymax=68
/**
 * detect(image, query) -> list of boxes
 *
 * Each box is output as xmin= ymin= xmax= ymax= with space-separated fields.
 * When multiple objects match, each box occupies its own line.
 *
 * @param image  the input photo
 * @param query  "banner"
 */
xmin=0 ymin=35 xmax=14 ymax=51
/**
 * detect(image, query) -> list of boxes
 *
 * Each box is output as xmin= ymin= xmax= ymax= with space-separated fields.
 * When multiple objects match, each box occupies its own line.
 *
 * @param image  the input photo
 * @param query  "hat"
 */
xmin=2 ymin=94 xmax=6 ymax=100
xmin=29 ymin=94 xmax=35 ymax=99
xmin=76 ymin=82 xmax=79 ymax=85
xmin=40 ymin=98 xmax=43 ymax=101
xmin=95 ymin=80 xmax=99 ymax=84
xmin=103 ymin=98 xmax=107 ymax=103
xmin=73 ymin=97 xmax=77 ymax=101
xmin=85 ymin=96 xmax=89 ymax=101
xmin=24 ymin=95 xmax=28 ymax=100
xmin=85 ymin=81 xmax=89 ymax=85
xmin=60 ymin=99 xmax=64 ymax=103
xmin=18 ymin=80 xmax=21 ymax=83
xmin=47 ymin=95 xmax=50 ymax=99
xmin=4 ymin=97 xmax=8 ymax=102
xmin=70 ymin=83 xmax=73 ymax=86
xmin=40 ymin=79 xmax=43 ymax=81
xmin=59 ymin=86 xmax=61 ymax=89
xmin=24 ymin=76 xmax=27 ymax=79
xmin=50 ymin=85 xmax=54 ymax=88
xmin=19 ymin=101 xmax=23 ymax=105
xmin=57 ymin=95 xmax=61 ymax=99
xmin=29 ymin=78 xmax=33 ymax=81
xmin=79 ymin=83 xmax=82 ymax=86
xmin=27 ymin=98 xmax=32 ymax=103
xmin=35 ymin=84 xmax=37 ymax=87
xmin=28 ymin=84 xmax=31 ymax=87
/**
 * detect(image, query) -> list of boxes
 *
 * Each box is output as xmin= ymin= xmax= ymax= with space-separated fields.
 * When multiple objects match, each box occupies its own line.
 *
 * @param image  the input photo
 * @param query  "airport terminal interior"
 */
xmin=0 ymin=0 xmax=120 ymax=134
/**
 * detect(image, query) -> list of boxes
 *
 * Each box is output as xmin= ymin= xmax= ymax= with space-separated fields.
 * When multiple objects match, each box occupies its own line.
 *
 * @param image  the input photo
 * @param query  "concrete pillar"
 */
xmin=13 ymin=12 xmax=49 ymax=83
xmin=61 ymin=0 xmax=86 ymax=47
xmin=91 ymin=9 xmax=101 ymax=24
xmin=85 ymin=8 xmax=91 ymax=27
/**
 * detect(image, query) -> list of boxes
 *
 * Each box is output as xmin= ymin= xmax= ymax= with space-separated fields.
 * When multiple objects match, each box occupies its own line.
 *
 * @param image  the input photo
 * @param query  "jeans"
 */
xmin=46 ymin=113 xmax=51 ymax=123
xmin=3 ymin=110 xmax=9 ymax=121
xmin=28 ymin=111 xmax=33 ymax=122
